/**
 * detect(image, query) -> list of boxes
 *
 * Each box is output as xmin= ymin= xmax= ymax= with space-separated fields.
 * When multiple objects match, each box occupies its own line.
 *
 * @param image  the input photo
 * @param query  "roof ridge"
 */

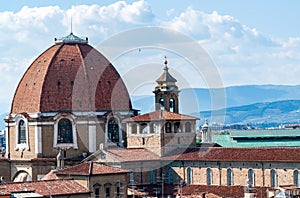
xmin=89 ymin=161 xmax=93 ymax=175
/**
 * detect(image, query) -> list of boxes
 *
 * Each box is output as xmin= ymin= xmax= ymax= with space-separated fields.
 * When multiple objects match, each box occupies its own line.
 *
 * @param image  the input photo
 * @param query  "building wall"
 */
xmin=127 ymin=135 xmax=162 ymax=156
xmin=8 ymin=125 xmax=38 ymax=160
xmin=59 ymin=173 xmax=128 ymax=198
xmin=163 ymin=133 xmax=196 ymax=155
xmin=170 ymin=161 xmax=300 ymax=187
xmin=0 ymin=160 xmax=11 ymax=182
xmin=126 ymin=121 xmax=196 ymax=157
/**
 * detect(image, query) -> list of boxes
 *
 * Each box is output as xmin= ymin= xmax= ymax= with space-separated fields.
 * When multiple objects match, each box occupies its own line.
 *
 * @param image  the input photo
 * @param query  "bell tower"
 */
xmin=153 ymin=57 xmax=179 ymax=113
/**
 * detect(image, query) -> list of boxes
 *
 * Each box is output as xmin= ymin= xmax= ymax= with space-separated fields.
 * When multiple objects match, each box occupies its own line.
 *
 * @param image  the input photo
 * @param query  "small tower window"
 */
xmin=58 ymin=118 xmax=73 ymax=143
xmin=169 ymin=98 xmax=175 ymax=112
xmin=165 ymin=122 xmax=171 ymax=133
xmin=151 ymin=122 xmax=158 ymax=133
xmin=159 ymin=98 xmax=164 ymax=110
xmin=141 ymin=123 xmax=148 ymax=134
xmin=174 ymin=122 xmax=181 ymax=133
xmin=132 ymin=123 xmax=137 ymax=134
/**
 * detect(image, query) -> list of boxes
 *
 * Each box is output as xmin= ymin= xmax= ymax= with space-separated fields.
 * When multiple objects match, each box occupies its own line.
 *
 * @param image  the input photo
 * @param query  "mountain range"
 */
xmin=132 ymin=85 xmax=300 ymax=127
xmin=1 ymin=85 xmax=300 ymax=130
xmin=200 ymin=100 xmax=300 ymax=127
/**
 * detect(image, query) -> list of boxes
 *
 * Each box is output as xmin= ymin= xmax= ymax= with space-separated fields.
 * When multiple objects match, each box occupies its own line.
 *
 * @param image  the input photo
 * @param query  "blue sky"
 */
xmin=2 ymin=0 xmax=300 ymax=38
xmin=1 ymin=0 xmax=300 ymax=113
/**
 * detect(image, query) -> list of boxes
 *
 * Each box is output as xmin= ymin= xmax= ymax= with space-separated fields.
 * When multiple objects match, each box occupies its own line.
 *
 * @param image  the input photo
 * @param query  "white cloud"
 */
xmin=64 ymin=1 xmax=154 ymax=40
xmin=1 ymin=1 xmax=300 ymax=112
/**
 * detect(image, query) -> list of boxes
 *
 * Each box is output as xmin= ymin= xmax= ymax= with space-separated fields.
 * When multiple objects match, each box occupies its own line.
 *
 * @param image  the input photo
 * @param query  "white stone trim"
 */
xmin=28 ymin=122 xmax=54 ymax=126
xmin=5 ymin=125 xmax=9 ymax=158
xmin=89 ymin=125 xmax=96 ymax=152
xmin=76 ymin=120 xmax=104 ymax=125
xmin=14 ymin=114 xmax=30 ymax=151
xmin=34 ymin=126 xmax=42 ymax=154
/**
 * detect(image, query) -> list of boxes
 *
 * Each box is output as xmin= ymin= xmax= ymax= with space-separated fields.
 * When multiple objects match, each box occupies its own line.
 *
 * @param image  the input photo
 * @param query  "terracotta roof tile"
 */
xmin=0 ymin=179 xmax=90 ymax=196
xmin=41 ymin=170 xmax=59 ymax=180
xmin=56 ymin=161 xmax=129 ymax=175
xmin=163 ymin=147 xmax=300 ymax=162
xmin=11 ymin=42 xmax=132 ymax=114
xmin=105 ymin=147 xmax=161 ymax=161
xmin=177 ymin=185 xmax=271 ymax=198
xmin=123 ymin=110 xmax=198 ymax=122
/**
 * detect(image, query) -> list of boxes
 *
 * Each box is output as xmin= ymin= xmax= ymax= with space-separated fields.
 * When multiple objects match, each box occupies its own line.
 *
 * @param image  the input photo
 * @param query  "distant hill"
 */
xmin=132 ymin=85 xmax=300 ymax=114
xmin=200 ymin=100 xmax=300 ymax=126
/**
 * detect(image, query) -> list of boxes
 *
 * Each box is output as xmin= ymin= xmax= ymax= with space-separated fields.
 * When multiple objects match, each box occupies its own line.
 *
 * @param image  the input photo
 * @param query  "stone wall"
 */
xmin=170 ymin=161 xmax=300 ymax=187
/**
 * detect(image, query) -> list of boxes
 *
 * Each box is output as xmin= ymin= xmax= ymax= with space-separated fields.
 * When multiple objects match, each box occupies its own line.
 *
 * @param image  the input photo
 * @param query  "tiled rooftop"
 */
xmin=0 ymin=179 xmax=90 ymax=196
xmin=11 ymin=42 xmax=132 ymax=114
xmin=123 ymin=110 xmax=198 ymax=122
xmin=103 ymin=147 xmax=161 ymax=162
xmin=56 ymin=161 xmax=129 ymax=175
xmin=163 ymin=147 xmax=300 ymax=162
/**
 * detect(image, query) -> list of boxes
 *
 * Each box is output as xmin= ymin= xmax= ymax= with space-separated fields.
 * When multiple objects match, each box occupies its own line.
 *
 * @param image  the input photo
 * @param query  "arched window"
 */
xmin=132 ymin=123 xmax=137 ymax=134
xmin=93 ymin=183 xmax=100 ymax=198
xmin=18 ymin=120 xmax=26 ymax=144
xmin=58 ymin=118 xmax=73 ymax=143
xmin=115 ymin=182 xmax=122 ymax=198
xmin=207 ymin=168 xmax=212 ymax=185
xmin=174 ymin=122 xmax=181 ymax=133
xmin=248 ymin=169 xmax=255 ymax=186
xmin=15 ymin=115 xmax=30 ymax=150
xmin=159 ymin=98 xmax=164 ymax=110
xmin=104 ymin=183 xmax=111 ymax=198
xmin=13 ymin=171 xmax=32 ymax=182
xmin=227 ymin=168 xmax=233 ymax=186
xmin=150 ymin=170 xmax=156 ymax=184
xmin=141 ymin=123 xmax=148 ymax=134
xmin=185 ymin=122 xmax=191 ymax=133
xmin=165 ymin=122 xmax=172 ymax=133
xmin=187 ymin=167 xmax=193 ymax=184
xmin=271 ymin=169 xmax=277 ymax=187
xmin=169 ymin=98 xmax=175 ymax=112
xmin=108 ymin=118 xmax=119 ymax=143
xmin=294 ymin=170 xmax=299 ymax=187
xmin=168 ymin=167 xmax=174 ymax=184
xmin=151 ymin=123 xmax=158 ymax=133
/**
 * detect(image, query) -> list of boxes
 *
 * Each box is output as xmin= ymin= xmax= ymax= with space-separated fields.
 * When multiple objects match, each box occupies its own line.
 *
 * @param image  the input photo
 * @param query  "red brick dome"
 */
xmin=11 ymin=33 xmax=132 ymax=114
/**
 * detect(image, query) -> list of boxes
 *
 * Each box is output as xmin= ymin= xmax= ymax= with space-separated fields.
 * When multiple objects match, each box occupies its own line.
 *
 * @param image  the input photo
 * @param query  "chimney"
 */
xmin=56 ymin=149 xmax=64 ymax=170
